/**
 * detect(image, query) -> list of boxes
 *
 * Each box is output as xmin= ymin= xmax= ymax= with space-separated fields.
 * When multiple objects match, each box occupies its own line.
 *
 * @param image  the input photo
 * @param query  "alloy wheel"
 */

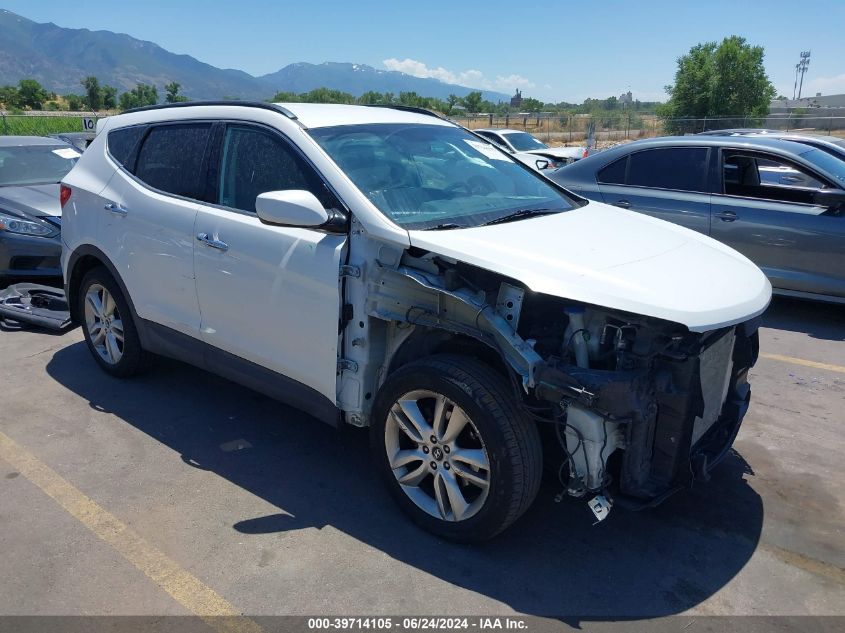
xmin=84 ymin=283 xmax=124 ymax=365
xmin=385 ymin=389 xmax=491 ymax=522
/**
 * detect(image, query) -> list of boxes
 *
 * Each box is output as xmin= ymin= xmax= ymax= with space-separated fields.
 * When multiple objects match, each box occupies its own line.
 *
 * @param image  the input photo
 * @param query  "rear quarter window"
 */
xmin=107 ymin=126 xmax=146 ymax=170
xmin=597 ymin=156 xmax=627 ymax=184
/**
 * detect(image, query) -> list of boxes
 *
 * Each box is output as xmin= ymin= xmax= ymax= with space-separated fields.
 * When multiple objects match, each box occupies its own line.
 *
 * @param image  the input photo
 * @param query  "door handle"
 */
xmin=196 ymin=232 xmax=229 ymax=252
xmin=715 ymin=211 xmax=737 ymax=222
xmin=104 ymin=202 xmax=128 ymax=216
xmin=613 ymin=200 xmax=631 ymax=209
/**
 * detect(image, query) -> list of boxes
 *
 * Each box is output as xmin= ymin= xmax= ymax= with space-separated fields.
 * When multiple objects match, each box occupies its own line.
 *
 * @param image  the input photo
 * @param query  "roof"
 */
xmin=278 ymin=103 xmax=452 ymax=128
xmin=475 ymin=128 xmax=528 ymax=135
xmin=115 ymin=101 xmax=452 ymax=130
xmin=0 ymin=135 xmax=72 ymax=147
xmin=597 ymin=135 xmax=819 ymax=157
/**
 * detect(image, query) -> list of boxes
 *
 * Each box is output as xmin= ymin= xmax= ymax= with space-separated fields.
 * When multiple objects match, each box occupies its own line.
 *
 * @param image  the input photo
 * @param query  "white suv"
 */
xmin=61 ymin=102 xmax=771 ymax=541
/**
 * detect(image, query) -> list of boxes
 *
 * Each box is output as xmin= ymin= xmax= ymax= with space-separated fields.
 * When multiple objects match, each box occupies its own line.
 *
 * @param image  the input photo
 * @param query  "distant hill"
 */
xmin=260 ymin=62 xmax=509 ymax=103
xmin=0 ymin=9 xmax=510 ymax=103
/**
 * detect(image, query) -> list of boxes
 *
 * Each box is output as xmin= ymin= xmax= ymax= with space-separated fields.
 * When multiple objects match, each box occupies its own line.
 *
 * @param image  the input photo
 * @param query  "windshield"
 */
xmin=0 ymin=145 xmax=81 ymax=186
xmin=502 ymin=132 xmax=548 ymax=152
xmin=800 ymin=148 xmax=845 ymax=187
xmin=309 ymin=123 xmax=576 ymax=230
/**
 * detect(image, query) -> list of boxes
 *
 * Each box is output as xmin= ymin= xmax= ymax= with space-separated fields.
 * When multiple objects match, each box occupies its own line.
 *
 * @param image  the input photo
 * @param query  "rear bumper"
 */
xmin=0 ymin=233 xmax=62 ymax=281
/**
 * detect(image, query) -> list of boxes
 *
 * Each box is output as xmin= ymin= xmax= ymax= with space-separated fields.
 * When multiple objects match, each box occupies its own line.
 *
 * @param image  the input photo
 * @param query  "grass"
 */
xmin=0 ymin=115 xmax=89 ymax=136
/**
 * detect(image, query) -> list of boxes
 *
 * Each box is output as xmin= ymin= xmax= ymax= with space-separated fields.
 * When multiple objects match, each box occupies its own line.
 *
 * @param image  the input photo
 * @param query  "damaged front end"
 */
xmin=354 ymin=247 xmax=761 ymax=521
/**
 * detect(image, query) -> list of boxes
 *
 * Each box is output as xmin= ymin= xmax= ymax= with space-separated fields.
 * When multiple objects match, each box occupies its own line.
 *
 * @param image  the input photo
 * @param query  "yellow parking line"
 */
xmin=759 ymin=353 xmax=845 ymax=374
xmin=0 ymin=430 xmax=263 ymax=633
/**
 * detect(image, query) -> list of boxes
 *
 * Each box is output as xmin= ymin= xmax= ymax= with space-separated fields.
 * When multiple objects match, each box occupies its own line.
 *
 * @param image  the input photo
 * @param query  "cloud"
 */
xmin=805 ymin=73 xmax=845 ymax=96
xmin=383 ymin=58 xmax=534 ymax=92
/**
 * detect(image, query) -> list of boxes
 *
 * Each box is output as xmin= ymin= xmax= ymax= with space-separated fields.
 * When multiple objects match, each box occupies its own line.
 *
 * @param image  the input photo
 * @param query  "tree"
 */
xmin=119 ymin=84 xmax=158 ymax=110
xmin=17 ymin=79 xmax=48 ymax=109
xmin=463 ymin=91 xmax=482 ymax=113
xmin=81 ymin=76 xmax=102 ymax=110
xmin=356 ymin=91 xmax=383 ymax=105
xmin=298 ymin=87 xmax=355 ymax=104
xmin=0 ymin=85 xmax=20 ymax=109
xmin=521 ymin=97 xmax=543 ymax=113
xmin=270 ymin=91 xmax=299 ymax=102
xmin=662 ymin=36 xmax=775 ymax=121
xmin=64 ymin=94 xmax=85 ymax=110
xmin=101 ymin=85 xmax=117 ymax=109
xmin=165 ymin=82 xmax=188 ymax=103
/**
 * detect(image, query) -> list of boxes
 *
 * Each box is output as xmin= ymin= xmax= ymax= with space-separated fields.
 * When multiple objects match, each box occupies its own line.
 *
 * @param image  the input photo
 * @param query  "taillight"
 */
xmin=60 ymin=185 xmax=72 ymax=209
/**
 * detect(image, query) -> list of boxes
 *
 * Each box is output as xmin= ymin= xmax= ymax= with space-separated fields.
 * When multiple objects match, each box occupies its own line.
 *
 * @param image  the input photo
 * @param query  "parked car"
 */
xmin=61 ymin=102 xmax=769 ymax=541
xmin=0 ymin=136 xmax=81 ymax=287
xmin=48 ymin=132 xmax=96 ymax=153
xmin=473 ymin=128 xmax=586 ymax=171
xmin=551 ymin=136 xmax=845 ymax=303
xmin=698 ymin=129 xmax=845 ymax=161
xmin=697 ymin=128 xmax=780 ymax=136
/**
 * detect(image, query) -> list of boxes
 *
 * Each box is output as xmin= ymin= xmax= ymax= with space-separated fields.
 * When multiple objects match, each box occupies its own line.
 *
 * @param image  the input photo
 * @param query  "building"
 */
xmin=619 ymin=90 xmax=633 ymax=106
xmin=510 ymin=89 xmax=523 ymax=109
xmin=769 ymin=93 xmax=845 ymax=112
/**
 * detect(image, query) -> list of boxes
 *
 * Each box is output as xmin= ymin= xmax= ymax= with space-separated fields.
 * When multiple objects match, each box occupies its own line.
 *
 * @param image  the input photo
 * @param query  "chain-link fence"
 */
xmin=3 ymin=110 xmax=845 ymax=146
xmin=450 ymin=113 xmax=845 ymax=146
xmin=0 ymin=111 xmax=100 ymax=136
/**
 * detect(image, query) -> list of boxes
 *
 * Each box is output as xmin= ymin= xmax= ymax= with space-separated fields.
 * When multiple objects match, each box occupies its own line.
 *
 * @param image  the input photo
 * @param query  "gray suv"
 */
xmin=551 ymin=136 xmax=845 ymax=303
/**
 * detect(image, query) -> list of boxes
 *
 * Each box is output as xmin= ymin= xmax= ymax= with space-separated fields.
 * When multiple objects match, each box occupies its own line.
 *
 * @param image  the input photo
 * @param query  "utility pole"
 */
xmin=796 ymin=51 xmax=811 ymax=100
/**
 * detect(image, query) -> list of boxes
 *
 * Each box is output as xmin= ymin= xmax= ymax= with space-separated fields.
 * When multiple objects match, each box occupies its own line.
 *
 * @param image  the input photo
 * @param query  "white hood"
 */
xmin=407 ymin=201 xmax=771 ymax=332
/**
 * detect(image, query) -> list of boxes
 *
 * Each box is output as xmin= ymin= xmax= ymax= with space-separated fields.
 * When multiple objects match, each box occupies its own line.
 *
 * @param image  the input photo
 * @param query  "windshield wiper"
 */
xmin=483 ymin=208 xmax=555 ymax=226
xmin=425 ymin=223 xmax=464 ymax=230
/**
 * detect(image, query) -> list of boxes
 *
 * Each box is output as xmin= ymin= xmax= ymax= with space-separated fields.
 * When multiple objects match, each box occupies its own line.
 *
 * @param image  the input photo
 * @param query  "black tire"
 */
xmin=371 ymin=354 xmax=542 ymax=542
xmin=78 ymin=266 xmax=151 ymax=377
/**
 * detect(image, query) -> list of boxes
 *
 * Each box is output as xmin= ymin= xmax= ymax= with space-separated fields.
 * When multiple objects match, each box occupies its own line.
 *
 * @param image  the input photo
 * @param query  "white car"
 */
xmin=61 ymin=102 xmax=770 ymax=541
xmin=474 ymin=128 xmax=587 ymax=171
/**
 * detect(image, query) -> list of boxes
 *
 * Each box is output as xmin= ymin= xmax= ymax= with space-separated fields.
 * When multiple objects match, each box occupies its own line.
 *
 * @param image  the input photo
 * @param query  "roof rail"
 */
xmin=121 ymin=100 xmax=298 ymax=120
xmin=364 ymin=104 xmax=447 ymax=120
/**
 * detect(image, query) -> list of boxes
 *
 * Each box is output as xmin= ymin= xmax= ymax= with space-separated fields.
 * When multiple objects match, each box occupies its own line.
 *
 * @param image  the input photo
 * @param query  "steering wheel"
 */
xmin=445 ymin=182 xmax=471 ymax=196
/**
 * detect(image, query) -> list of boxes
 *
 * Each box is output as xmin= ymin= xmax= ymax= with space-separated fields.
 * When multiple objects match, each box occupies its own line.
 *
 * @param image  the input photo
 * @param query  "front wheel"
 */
xmin=371 ymin=355 xmax=542 ymax=542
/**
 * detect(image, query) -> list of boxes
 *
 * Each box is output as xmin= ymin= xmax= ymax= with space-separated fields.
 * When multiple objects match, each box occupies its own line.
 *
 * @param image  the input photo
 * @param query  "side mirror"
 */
xmin=813 ymin=189 xmax=845 ymax=214
xmin=535 ymin=159 xmax=550 ymax=170
xmin=256 ymin=190 xmax=329 ymax=227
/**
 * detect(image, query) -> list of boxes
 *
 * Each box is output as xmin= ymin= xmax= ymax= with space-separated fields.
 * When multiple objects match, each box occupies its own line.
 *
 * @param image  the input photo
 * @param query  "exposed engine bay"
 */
xmin=339 ymin=235 xmax=761 ymax=520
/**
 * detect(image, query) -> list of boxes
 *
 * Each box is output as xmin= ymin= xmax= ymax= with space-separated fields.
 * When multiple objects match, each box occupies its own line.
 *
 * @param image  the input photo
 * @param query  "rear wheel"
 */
xmin=79 ymin=267 xmax=150 ymax=377
xmin=371 ymin=354 xmax=542 ymax=542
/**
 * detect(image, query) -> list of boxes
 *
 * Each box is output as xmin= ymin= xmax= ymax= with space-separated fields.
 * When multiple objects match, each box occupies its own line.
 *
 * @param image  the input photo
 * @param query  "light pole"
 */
xmin=796 ymin=51 xmax=811 ymax=100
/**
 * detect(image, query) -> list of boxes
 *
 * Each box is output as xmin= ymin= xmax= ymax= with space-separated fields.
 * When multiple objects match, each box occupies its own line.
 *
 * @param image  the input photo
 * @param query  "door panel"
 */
xmin=193 ymin=207 xmax=345 ymax=400
xmin=98 ymin=169 xmax=201 ymax=334
xmin=599 ymin=184 xmax=711 ymax=234
xmin=710 ymin=195 xmax=845 ymax=298
xmin=595 ymin=147 xmax=712 ymax=234
xmin=192 ymin=122 xmax=347 ymax=402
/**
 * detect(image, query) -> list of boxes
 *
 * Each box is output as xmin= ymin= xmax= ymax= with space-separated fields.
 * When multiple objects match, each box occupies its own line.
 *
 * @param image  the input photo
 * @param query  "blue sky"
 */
xmin=4 ymin=0 xmax=844 ymax=102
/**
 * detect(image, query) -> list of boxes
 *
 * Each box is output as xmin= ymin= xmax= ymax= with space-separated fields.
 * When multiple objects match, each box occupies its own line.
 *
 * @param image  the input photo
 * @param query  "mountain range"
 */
xmin=0 ymin=9 xmax=510 ymax=103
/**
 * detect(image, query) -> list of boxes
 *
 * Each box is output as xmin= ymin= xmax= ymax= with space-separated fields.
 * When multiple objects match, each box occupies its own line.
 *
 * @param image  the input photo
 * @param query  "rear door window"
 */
xmin=134 ymin=123 xmax=213 ymax=200
xmin=627 ymin=147 xmax=709 ymax=192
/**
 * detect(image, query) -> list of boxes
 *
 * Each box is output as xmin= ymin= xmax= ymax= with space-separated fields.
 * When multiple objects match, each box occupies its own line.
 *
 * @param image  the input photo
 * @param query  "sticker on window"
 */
xmin=53 ymin=148 xmax=82 ymax=159
xmin=464 ymin=139 xmax=509 ymax=161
